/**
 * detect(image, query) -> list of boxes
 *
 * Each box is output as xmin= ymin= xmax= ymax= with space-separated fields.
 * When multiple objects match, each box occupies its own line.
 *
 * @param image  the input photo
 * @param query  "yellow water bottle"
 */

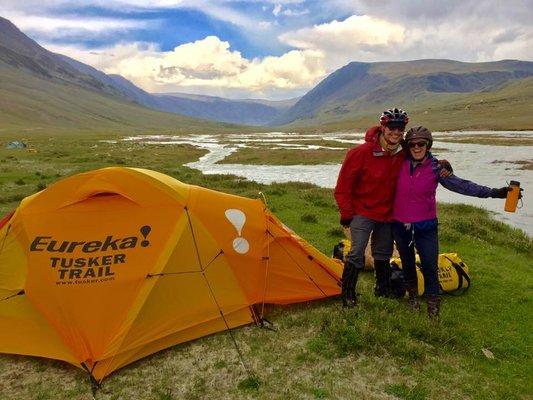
xmin=504 ymin=180 xmax=521 ymax=213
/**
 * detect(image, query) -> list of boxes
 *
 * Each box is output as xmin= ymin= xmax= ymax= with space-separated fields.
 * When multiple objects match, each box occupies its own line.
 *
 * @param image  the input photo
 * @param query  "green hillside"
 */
xmin=371 ymin=59 xmax=532 ymax=77
xmin=274 ymin=59 xmax=533 ymax=131
xmin=0 ymin=64 xmax=248 ymax=135
xmin=286 ymin=76 xmax=533 ymax=132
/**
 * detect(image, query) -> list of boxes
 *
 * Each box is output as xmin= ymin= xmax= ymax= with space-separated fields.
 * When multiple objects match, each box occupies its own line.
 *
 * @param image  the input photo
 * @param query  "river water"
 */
xmin=122 ymin=131 xmax=532 ymax=236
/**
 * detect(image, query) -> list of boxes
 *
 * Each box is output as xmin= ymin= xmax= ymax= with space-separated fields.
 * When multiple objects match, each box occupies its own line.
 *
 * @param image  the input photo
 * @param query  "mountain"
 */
xmin=0 ymin=17 xmax=243 ymax=134
xmin=0 ymin=17 xmax=123 ymax=97
xmin=272 ymin=59 xmax=533 ymax=129
xmin=2 ymin=15 xmax=532 ymax=132
xmin=150 ymin=92 xmax=297 ymax=125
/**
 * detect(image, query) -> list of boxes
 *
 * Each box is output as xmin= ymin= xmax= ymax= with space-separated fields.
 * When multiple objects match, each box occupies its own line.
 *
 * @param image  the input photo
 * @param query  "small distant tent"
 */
xmin=5 ymin=141 xmax=27 ymax=149
xmin=0 ymin=167 xmax=342 ymax=382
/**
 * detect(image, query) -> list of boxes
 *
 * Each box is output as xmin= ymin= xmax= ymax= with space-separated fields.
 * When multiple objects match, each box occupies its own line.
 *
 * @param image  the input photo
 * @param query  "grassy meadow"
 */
xmin=0 ymin=132 xmax=532 ymax=400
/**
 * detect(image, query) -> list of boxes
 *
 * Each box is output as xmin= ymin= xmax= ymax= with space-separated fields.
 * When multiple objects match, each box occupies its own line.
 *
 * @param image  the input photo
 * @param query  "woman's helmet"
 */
xmin=379 ymin=108 xmax=409 ymax=128
xmin=405 ymin=126 xmax=433 ymax=150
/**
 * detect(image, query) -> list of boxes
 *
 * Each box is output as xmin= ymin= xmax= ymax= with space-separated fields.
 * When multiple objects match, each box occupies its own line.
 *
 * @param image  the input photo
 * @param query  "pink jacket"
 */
xmin=392 ymin=154 xmax=493 ymax=223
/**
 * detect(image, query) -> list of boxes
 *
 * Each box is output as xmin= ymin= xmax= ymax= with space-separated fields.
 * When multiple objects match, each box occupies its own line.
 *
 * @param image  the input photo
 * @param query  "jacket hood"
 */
xmin=365 ymin=126 xmax=382 ymax=143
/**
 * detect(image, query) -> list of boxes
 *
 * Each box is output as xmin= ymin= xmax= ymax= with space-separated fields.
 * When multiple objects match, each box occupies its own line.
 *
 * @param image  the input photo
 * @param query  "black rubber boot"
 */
xmin=373 ymin=259 xmax=393 ymax=298
xmin=341 ymin=261 xmax=359 ymax=308
xmin=427 ymin=295 xmax=441 ymax=319
xmin=406 ymin=282 xmax=421 ymax=312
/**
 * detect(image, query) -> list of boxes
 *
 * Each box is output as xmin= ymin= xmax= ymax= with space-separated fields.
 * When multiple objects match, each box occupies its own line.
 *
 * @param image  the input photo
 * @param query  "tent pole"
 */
xmin=0 ymin=223 xmax=12 ymax=257
xmin=184 ymin=207 xmax=257 ymax=382
xmin=0 ymin=290 xmax=24 ymax=302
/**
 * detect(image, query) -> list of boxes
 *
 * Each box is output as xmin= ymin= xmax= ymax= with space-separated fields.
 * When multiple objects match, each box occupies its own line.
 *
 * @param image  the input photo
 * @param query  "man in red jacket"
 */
xmin=334 ymin=108 xmax=408 ymax=308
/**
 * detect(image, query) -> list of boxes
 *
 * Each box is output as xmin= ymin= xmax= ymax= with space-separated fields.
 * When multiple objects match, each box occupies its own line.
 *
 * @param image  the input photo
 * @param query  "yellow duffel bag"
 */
xmin=332 ymin=238 xmax=400 ymax=271
xmin=390 ymin=253 xmax=471 ymax=296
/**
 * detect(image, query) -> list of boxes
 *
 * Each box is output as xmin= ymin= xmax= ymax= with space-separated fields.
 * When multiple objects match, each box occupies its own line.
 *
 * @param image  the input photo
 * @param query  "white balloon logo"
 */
xmin=225 ymin=209 xmax=250 ymax=254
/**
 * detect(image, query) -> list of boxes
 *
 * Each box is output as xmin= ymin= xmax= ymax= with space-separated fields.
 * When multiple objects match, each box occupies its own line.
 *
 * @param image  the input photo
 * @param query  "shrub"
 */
xmin=237 ymin=376 xmax=261 ymax=391
xmin=301 ymin=213 xmax=318 ymax=224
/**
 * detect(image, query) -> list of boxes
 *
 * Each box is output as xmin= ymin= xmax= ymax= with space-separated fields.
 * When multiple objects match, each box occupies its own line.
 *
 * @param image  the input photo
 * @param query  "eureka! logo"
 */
xmin=30 ymin=225 xmax=152 ymax=253
xmin=28 ymin=226 xmax=152 ymax=284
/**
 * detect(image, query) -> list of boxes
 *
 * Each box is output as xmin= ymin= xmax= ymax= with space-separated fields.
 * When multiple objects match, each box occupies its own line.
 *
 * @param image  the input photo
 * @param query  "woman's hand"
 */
xmin=437 ymin=159 xmax=453 ymax=178
xmin=490 ymin=186 xmax=524 ymax=199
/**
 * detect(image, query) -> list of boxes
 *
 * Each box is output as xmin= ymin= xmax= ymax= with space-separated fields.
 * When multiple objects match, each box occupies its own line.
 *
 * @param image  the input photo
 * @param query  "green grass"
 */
xmin=220 ymin=147 xmax=346 ymax=165
xmin=0 ymin=133 xmax=209 ymax=215
xmin=438 ymin=135 xmax=533 ymax=146
xmin=0 ymin=133 xmax=531 ymax=399
xmin=218 ymin=138 xmax=351 ymax=165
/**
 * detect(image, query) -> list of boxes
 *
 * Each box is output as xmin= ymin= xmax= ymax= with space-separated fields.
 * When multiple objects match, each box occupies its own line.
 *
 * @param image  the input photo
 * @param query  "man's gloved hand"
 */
xmin=438 ymin=159 xmax=453 ymax=178
xmin=491 ymin=186 xmax=524 ymax=199
xmin=340 ymin=217 xmax=353 ymax=228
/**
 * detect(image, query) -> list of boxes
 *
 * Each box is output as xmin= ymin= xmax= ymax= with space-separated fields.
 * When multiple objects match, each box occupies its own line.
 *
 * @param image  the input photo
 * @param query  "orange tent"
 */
xmin=0 ymin=167 xmax=342 ymax=382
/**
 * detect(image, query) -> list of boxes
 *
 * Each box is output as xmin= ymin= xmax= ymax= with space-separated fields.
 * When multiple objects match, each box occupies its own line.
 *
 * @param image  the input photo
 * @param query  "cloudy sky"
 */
xmin=2 ymin=0 xmax=532 ymax=99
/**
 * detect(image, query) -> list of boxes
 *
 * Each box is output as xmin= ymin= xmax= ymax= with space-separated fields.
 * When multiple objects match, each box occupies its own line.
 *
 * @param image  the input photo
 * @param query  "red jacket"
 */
xmin=334 ymin=126 xmax=406 ymax=222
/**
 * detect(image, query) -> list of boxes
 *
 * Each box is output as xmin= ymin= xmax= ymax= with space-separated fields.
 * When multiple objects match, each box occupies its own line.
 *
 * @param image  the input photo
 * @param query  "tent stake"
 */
xmin=82 ymin=362 xmax=101 ymax=397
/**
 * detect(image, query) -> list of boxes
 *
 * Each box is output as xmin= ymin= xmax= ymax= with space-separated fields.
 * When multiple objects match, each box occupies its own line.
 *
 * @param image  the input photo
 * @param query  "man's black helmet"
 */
xmin=380 ymin=108 xmax=409 ymax=127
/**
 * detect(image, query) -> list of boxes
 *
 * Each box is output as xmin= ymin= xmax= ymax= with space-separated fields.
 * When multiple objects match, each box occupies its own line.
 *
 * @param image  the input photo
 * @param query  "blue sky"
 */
xmin=2 ymin=0 xmax=532 ymax=99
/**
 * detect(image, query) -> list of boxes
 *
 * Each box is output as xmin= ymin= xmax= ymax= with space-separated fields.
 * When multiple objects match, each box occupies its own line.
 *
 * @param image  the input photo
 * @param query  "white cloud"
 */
xmin=271 ymin=2 xmax=309 ymax=18
xmin=1 ymin=0 xmax=273 ymax=31
xmin=240 ymin=49 xmax=324 ymax=90
xmin=278 ymin=12 xmax=533 ymax=65
xmin=280 ymin=15 xmax=405 ymax=49
xmin=272 ymin=3 xmax=309 ymax=17
xmin=196 ymin=1 xmax=268 ymax=29
xmin=280 ymin=8 xmax=309 ymax=16
xmin=2 ymin=11 xmax=151 ymax=38
xmin=279 ymin=15 xmax=405 ymax=68
xmin=397 ymin=20 xmax=533 ymax=62
xmin=44 ymin=36 xmax=326 ymax=98
xmin=44 ymin=42 xmax=160 ymax=70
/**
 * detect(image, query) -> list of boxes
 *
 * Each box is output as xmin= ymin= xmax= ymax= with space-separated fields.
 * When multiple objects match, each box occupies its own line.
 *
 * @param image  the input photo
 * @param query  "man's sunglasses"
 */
xmin=409 ymin=141 xmax=428 ymax=148
xmin=386 ymin=124 xmax=405 ymax=131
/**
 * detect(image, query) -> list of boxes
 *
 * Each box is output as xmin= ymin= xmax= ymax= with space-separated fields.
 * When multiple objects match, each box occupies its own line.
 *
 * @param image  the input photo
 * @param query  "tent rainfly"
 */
xmin=0 ymin=167 xmax=342 ymax=383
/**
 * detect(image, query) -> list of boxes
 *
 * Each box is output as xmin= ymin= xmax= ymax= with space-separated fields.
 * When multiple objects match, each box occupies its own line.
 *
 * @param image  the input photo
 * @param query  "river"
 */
xmin=122 ymin=131 xmax=532 ymax=236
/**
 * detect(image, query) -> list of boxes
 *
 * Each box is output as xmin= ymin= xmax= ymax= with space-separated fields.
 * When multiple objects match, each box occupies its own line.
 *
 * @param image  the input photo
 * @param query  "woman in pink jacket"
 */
xmin=392 ymin=126 xmax=510 ymax=318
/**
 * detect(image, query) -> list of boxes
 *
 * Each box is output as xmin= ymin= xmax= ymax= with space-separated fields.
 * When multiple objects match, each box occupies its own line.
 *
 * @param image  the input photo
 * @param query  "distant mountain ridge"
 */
xmin=272 ymin=59 xmax=533 ymax=127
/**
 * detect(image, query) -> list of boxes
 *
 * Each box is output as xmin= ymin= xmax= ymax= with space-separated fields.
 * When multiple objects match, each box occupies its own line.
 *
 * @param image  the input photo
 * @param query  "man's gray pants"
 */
xmin=346 ymin=215 xmax=393 ymax=270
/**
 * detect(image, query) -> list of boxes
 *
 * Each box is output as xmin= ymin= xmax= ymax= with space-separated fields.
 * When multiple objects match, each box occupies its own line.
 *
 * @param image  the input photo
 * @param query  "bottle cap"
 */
xmin=509 ymin=180 xmax=520 ymax=187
